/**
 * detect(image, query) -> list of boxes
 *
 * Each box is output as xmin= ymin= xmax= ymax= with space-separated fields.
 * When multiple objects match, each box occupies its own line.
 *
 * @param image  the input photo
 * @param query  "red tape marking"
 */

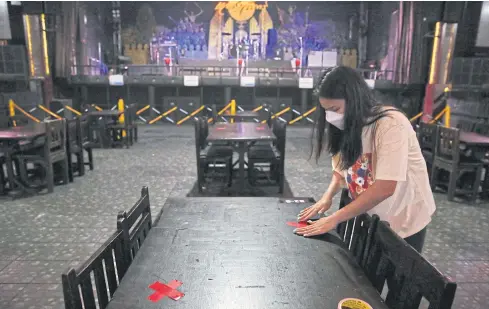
xmin=148 ymin=280 xmax=184 ymax=302
xmin=287 ymin=221 xmax=308 ymax=228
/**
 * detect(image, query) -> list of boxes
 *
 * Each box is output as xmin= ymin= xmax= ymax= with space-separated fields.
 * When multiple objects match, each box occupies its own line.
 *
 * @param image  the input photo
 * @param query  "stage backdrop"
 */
xmin=120 ymin=1 xmax=360 ymax=62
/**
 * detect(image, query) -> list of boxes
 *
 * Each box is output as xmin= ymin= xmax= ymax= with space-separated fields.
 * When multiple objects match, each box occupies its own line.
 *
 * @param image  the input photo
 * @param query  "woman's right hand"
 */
xmin=297 ymin=199 xmax=333 ymax=222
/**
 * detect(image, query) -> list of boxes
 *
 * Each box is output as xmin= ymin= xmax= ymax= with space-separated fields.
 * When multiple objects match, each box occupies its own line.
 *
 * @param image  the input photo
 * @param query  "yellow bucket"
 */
xmin=338 ymin=298 xmax=373 ymax=309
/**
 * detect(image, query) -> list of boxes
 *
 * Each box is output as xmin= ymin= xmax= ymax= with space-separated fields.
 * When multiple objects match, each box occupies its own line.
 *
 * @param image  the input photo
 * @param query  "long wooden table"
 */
xmin=105 ymin=197 xmax=388 ymax=309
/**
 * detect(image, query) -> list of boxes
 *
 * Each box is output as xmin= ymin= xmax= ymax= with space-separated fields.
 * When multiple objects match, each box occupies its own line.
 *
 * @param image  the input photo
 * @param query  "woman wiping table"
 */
xmin=296 ymin=66 xmax=436 ymax=253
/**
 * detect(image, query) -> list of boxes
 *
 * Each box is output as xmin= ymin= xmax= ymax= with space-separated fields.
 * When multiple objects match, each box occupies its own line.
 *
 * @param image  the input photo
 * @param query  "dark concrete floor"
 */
xmin=0 ymin=125 xmax=487 ymax=309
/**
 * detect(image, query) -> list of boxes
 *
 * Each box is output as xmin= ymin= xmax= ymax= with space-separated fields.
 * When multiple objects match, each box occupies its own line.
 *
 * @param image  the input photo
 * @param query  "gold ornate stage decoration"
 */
xmin=124 ymin=44 xmax=149 ymax=65
xmin=208 ymin=1 xmax=273 ymax=60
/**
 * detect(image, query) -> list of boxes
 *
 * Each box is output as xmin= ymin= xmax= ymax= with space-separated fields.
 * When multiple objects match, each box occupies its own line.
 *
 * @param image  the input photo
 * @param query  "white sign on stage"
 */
xmin=322 ymin=51 xmax=338 ymax=67
xmin=240 ymin=76 xmax=255 ymax=87
xmin=298 ymin=78 xmax=314 ymax=89
xmin=108 ymin=75 xmax=124 ymax=86
xmin=365 ymin=79 xmax=375 ymax=89
xmin=184 ymin=75 xmax=199 ymax=87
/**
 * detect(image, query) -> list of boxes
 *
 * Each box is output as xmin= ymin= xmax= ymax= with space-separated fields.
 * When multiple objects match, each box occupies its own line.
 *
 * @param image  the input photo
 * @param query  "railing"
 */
xmin=70 ymin=64 xmax=394 ymax=80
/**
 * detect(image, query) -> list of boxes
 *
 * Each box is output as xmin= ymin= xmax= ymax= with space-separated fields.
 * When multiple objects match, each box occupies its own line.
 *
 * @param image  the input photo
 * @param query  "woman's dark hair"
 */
xmin=311 ymin=66 xmax=395 ymax=170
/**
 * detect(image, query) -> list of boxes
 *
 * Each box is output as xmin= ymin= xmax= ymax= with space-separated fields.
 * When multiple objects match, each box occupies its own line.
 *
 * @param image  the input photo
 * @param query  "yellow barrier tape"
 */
xmin=10 ymin=100 xmax=40 ymax=123
xmin=177 ymin=105 xmax=205 ymax=125
xmin=429 ymin=106 xmax=449 ymax=124
xmin=38 ymin=105 xmax=63 ymax=120
xmin=64 ymin=105 xmax=82 ymax=116
xmin=137 ymin=105 xmax=150 ymax=115
xmin=409 ymin=112 xmax=423 ymax=122
xmin=289 ymin=107 xmax=317 ymax=124
xmin=208 ymin=102 xmax=233 ymax=123
xmin=252 ymin=105 xmax=263 ymax=112
xmin=92 ymin=104 xmax=103 ymax=111
xmin=261 ymin=107 xmax=291 ymax=124
xmin=148 ymin=106 xmax=178 ymax=124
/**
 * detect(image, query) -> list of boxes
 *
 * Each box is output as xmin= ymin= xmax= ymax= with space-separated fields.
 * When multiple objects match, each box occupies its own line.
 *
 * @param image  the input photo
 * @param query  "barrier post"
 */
xmin=9 ymin=99 xmax=16 ymax=126
xmin=118 ymin=99 xmax=126 ymax=137
xmin=230 ymin=99 xmax=236 ymax=123
xmin=445 ymin=105 xmax=450 ymax=127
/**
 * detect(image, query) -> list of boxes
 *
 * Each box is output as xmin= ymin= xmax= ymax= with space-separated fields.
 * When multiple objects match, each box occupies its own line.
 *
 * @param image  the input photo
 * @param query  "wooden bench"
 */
xmin=61 ymin=187 xmax=153 ymax=309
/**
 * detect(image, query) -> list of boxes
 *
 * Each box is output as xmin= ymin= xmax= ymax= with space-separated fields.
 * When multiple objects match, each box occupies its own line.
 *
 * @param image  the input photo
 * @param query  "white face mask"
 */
xmin=325 ymin=111 xmax=345 ymax=130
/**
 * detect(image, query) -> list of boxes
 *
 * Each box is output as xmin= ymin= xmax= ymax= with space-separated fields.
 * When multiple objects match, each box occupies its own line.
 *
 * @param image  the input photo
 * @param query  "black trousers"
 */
xmin=403 ymin=226 xmax=427 ymax=253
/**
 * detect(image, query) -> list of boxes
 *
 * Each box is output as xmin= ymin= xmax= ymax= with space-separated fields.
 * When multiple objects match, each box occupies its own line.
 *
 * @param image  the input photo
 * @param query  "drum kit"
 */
xmin=222 ymin=32 xmax=261 ymax=59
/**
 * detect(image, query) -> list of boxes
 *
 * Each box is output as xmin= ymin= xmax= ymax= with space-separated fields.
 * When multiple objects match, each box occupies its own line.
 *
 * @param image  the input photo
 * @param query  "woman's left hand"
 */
xmin=294 ymin=216 xmax=338 ymax=237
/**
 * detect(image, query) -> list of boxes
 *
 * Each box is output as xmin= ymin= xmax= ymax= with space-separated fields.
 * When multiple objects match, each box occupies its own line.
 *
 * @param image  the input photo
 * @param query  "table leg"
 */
xmin=238 ymin=141 xmax=246 ymax=193
xmin=5 ymin=153 xmax=16 ymax=191
xmin=4 ymin=153 xmax=30 ymax=198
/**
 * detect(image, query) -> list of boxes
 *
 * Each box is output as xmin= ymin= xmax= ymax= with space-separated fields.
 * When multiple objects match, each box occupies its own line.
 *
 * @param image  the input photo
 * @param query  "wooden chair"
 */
xmin=364 ymin=219 xmax=457 ymax=309
xmin=247 ymin=119 xmax=286 ymax=193
xmin=14 ymin=120 xmax=69 ymax=193
xmin=416 ymin=122 xmax=438 ymax=170
xmin=194 ymin=117 xmax=234 ymax=192
xmin=336 ymin=189 xmax=380 ymax=267
xmin=61 ymin=230 xmax=127 ymax=309
xmin=117 ymin=186 xmax=153 ymax=263
xmin=430 ymin=126 xmax=483 ymax=203
xmin=80 ymin=116 xmax=94 ymax=171
xmin=66 ymin=118 xmax=85 ymax=182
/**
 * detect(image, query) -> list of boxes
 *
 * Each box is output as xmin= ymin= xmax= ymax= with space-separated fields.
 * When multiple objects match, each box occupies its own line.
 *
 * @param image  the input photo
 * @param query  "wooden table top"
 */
xmin=87 ymin=110 xmax=122 ymax=117
xmin=0 ymin=125 xmax=46 ymax=141
xmin=460 ymin=131 xmax=489 ymax=146
xmin=233 ymin=111 xmax=260 ymax=118
xmin=207 ymin=123 xmax=275 ymax=142
xmin=105 ymin=197 xmax=388 ymax=309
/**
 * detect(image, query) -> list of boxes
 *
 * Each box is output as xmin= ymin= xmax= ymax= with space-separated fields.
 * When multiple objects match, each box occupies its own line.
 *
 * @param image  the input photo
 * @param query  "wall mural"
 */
xmin=122 ymin=1 xmax=355 ymax=65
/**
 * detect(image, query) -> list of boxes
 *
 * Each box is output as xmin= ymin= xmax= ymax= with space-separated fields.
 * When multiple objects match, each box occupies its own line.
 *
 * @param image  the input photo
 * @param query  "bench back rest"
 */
xmin=79 ymin=115 xmax=91 ymax=144
xmin=117 ymin=186 xmax=152 ymax=263
xmin=336 ymin=188 xmax=379 ymax=267
xmin=61 ymin=231 xmax=127 ymax=309
xmin=45 ymin=119 xmax=67 ymax=152
xmin=417 ymin=122 xmax=438 ymax=152
xmin=66 ymin=118 xmax=82 ymax=150
xmin=364 ymin=220 xmax=457 ymax=309
xmin=435 ymin=126 xmax=460 ymax=162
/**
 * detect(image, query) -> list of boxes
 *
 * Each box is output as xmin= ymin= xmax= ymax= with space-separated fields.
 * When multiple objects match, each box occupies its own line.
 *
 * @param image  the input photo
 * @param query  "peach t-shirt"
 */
xmin=332 ymin=110 xmax=436 ymax=238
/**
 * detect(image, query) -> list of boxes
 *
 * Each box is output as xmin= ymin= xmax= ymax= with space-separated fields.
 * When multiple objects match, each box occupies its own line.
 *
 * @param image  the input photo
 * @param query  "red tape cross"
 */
xmin=148 ymin=280 xmax=184 ymax=302
xmin=287 ymin=221 xmax=308 ymax=228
